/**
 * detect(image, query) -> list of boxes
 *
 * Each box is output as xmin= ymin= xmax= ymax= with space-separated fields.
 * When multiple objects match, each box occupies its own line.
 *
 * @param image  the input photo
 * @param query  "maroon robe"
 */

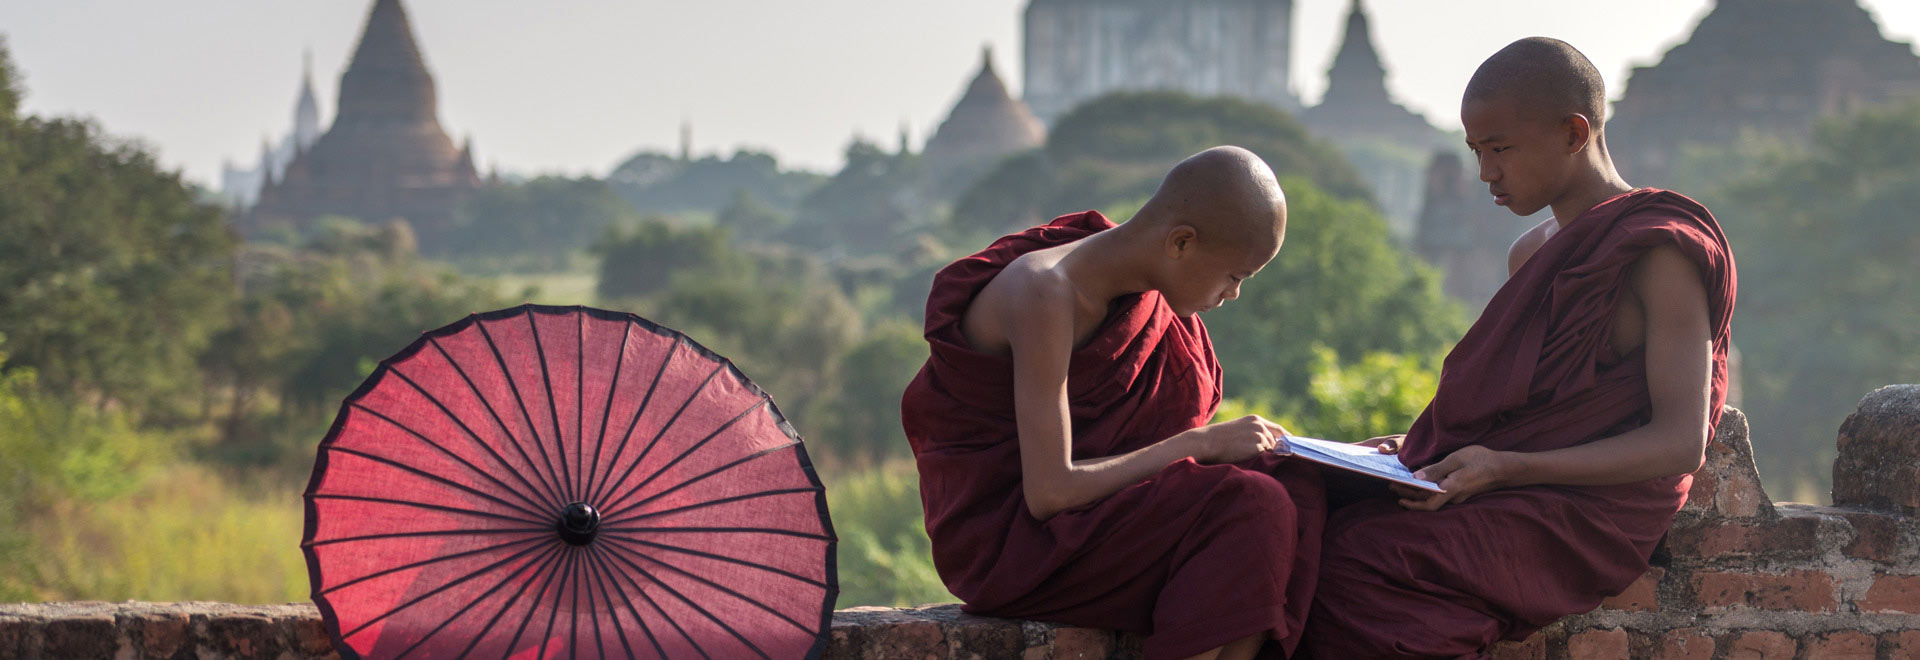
xmin=901 ymin=211 xmax=1327 ymax=659
xmin=1300 ymin=189 xmax=1737 ymax=659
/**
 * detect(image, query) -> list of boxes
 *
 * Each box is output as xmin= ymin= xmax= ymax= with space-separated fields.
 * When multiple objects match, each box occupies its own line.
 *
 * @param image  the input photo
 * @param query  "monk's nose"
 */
xmin=1478 ymin=155 xmax=1499 ymax=182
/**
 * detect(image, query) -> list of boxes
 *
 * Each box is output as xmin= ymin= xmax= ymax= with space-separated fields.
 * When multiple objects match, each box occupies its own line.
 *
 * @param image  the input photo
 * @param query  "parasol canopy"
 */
xmin=302 ymin=304 xmax=837 ymax=659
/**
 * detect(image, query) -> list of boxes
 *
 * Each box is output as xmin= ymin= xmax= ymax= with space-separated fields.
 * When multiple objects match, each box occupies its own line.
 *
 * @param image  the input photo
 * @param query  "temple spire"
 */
xmin=1321 ymin=0 xmax=1390 ymax=107
xmin=293 ymin=48 xmax=322 ymax=149
xmin=336 ymin=0 xmax=437 ymax=124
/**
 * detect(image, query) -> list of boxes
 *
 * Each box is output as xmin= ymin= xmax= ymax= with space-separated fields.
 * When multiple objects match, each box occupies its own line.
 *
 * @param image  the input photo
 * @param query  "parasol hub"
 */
xmin=557 ymin=502 xmax=600 ymax=546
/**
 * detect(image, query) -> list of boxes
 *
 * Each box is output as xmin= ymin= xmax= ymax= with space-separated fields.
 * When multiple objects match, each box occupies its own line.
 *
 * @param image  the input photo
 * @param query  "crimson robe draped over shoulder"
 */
xmin=1302 ymin=189 xmax=1737 ymax=660
xmin=901 ymin=211 xmax=1326 ymax=660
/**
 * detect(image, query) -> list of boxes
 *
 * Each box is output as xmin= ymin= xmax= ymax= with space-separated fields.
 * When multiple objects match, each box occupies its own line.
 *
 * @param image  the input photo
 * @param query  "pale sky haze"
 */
xmin=3 ymin=0 xmax=1917 ymax=187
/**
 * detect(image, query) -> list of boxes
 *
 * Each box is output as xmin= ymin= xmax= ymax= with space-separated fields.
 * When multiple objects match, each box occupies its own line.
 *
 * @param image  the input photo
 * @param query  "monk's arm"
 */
xmin=1400 ymin=245 xmax=1712 ymax=508
xmin=1006 ymin=281 xmax=1280 ymax=521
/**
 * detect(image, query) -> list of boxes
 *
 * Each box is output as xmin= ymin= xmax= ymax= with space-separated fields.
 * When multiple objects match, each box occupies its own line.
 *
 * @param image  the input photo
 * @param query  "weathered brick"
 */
xmin=1650 ymin=628 xmax=1713 ymax=660
xmin=1598 ymin=567 xmax=1663 ymax=612
xmin=1691 ymin=569 xmax=1837 ymax=611
xmin=1667 ymin=510 xmax=1825 ymax=560
xmin=1839 ymin=510 xmax=1903 ymax=562
xmin=1723 ymin=630 xmax=1795 ymax=660
xmin=0 ymin=616 xmax=31 ymax=659
xmin=826 ymin=606 xmax=944 ymax=659
xmin=1801 ymin=630 xmax=1874 ymax=659
xmin=41 ymin=614 xmax=119 ymax=659
xmin=205 ymin=612 xmax=280 ymax=658
xmin=1883 ymin=630 xmax=1920 ymax=659
xmin=1858 ymin=574 xmax=1920 ymax=613
xmin=1567 ymin=627 xmax=1628 ymax=659
xmin=1049 ymin=627 xmax=1115 ymax=660
xmin=1833 ymin=385 xmax=1920 ymax=514
xmin=1488 ymin=632 xmax=1547 ymax=660
xmin=129 ymin=609 xmax=192 ymax=658
xmin=1684 ymin=407 xmax=1772 ymax=519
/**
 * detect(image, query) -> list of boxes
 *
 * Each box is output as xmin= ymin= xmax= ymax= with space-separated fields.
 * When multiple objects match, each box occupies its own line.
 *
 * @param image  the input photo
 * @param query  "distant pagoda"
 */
xmin=922 ymin=47 xmax=1047 ymax=197
xmin=243 ymin=0 xmax=480 ymax=241
xmin=1609 ymin=0 xmax=1920 ymax=186
xmin=1300 ymin=0 xmax=1448 ymax=152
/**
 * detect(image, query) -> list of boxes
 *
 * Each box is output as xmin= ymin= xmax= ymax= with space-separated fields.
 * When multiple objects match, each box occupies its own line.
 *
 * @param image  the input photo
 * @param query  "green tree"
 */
xmin=593 ymin=218 xmax=742 ymax=300
xmin=608 ymin=149 xmax=824 ymax=217
xmin=445 ymin=176 xmax=640 ymax=272
xmin=1205 ymin=178 xmax=1465 ymax=403
xmin=0 ymin=42 xmax=236 ymax=418
xmin=1700 ymin=101 xmax=1920 ymax=495
xmin=786 ymin=139 xmax=929 ymax=257
xmin=951 ymin=92 xmax=1374 ymax=240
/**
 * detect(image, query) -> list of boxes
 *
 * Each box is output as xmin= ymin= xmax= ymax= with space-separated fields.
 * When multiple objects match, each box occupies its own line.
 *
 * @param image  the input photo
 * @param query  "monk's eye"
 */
xmin=1491 ymin=146 xmax=1512 ymax=154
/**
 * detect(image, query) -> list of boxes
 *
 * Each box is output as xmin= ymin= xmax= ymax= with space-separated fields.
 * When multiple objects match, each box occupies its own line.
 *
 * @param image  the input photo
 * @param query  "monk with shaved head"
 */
xmin=1299 ymin=38 xmax=1738 ymax=658
xmin=902 ymin=146 xmax=1326 ymax=660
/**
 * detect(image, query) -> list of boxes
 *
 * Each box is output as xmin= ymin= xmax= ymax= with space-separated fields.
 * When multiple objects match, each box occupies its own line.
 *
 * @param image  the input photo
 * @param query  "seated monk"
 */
xmin=900 ymin=146 xmax=1327 ymax=660
xmin=1298 ymin=38 xmax=1738 ymax=659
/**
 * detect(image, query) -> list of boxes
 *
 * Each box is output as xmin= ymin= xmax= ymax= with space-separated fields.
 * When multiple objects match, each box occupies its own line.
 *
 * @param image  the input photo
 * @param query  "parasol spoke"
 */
xmin=392 ymin=542 xmax=562 ymax=660
xmin=582 ymin=543 xmax=653 ymax=659
xmin=579 ymin=321 xmax=632 ymax=525
xmin=447 ymin=542 xmax=566 ymax=660
xmin=579 ymin=533 xmax=604 ymax=660
xmin=596 ymin=539 xmax=774 ymax=660
xmin=340 ymin=537 xmax=553 ymax=639
xmin=583 ymin=335 xmax=682 ymax=508
xmin=491 ymin=541 xmax=575 ymax=660
xmin=383 ymin=366 xmax=563 ymax=515
xmin=524 ymin=308 xmax=577 ymax=505
xmin=599 ymin=437 xmax=795 ymax=524
xmin=475 ymin=319 xmax=573 ymax=517
xmin=595 ymin=395 xmax=768 ymax=518
xmin=306 ymin=526 xmax=550 ymax=549
xmin=594 ymin=545 xmax=710 ymax=660
xmin=593 ymin=362 xmax=726 ymax=508
xmin=600 ymin=486 xmax=818 ymax=529
xmin=428 ymin=337 xmax=570 ymax=511
xmin=598 ymin=533 xmax=828 ymax=590
xmin=321 ymin=534 xmax=548 ymax=599
xmin=602 ymin=525 xmax=833 ymax=541
xmin=575 ymin=312 xmax=588 ymax=520
xmin=326 ymin=443 xmax=549 ymax=525
xmin=311 ymin=493 xmax=542 ymax=526
xmin=532 ymin=547 xmax=580 ymax=660
xmin=601 ymin=540 xmax=817 ymax=635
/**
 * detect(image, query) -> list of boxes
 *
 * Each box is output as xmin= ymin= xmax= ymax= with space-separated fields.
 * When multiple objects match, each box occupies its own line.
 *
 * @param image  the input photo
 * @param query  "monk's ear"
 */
xmin=1164 ymin=224 xmax=1199 ymax=259
xmin=1563 ymin=113 xmax=1595 ymax=154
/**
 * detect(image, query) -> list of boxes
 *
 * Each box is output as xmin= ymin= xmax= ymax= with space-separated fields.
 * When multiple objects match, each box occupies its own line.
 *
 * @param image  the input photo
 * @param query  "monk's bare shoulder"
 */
xmin=960 ymin=249 xmax=1076 ymax=355
xmin=1506 ymin=217 xmax=1559 ymax=278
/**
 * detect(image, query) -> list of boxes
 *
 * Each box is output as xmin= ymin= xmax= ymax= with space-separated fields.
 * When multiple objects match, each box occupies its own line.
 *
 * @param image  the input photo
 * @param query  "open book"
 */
xmin=1279 ymin=435 xmax=1444 ymax=493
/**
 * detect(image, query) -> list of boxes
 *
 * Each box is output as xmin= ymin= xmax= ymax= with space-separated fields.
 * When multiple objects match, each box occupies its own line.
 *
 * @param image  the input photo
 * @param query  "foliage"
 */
xmin=1696 ymin=100 xmax=1920 ymax=494
xmin=823 ymin=460 xmax=948 ymax=607
xmin=786 ymin=139 xmax=931 ymax=257
xmin=608 ymin=149 xmax=823 ymax=217
xmin=0 ymin=342 xmax=175 ymax=599
xmin=0 ymin=63 xmax=236 ymax=416
xmin=199 ymin=220 xmax=505 ymax=470
xmin=803 ymin=321 xmax=926 ymax=460
xmin=1205 ymin=177 xmax=1465 ymax=402
xmin=952 ymin=92 xmax=1375 ymax=240
xmin=593 ymin=218 xmax=741 ymax=300
xmin=443 ymin=176 xmax=642 ymax=272
xmin=1216 ymin=346 xmax=1441 ymax=443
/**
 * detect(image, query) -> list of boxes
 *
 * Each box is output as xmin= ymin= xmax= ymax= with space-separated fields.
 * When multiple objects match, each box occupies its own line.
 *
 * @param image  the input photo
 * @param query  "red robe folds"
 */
xmin=901 ymin=211 xmax=1326 ymax=660
xmin=1301 ymin=189 xmax=1737 ymax=659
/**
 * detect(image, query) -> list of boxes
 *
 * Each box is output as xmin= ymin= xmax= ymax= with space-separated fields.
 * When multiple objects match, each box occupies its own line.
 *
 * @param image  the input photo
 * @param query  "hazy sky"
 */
xmin=4 ymin=0 xmax=1918 ymax=187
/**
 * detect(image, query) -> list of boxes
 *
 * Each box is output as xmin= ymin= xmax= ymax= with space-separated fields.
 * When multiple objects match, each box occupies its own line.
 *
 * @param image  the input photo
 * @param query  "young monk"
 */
xmin=900 ymin=146 xmax=1326 ymax=660
xmin=1298 ymin=38 xmax=1738 ymax=659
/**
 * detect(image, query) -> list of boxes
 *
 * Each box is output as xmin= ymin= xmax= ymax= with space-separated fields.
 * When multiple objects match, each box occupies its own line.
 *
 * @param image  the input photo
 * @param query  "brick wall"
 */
xmin=4 ymin=387 xmax=1917 ymax=659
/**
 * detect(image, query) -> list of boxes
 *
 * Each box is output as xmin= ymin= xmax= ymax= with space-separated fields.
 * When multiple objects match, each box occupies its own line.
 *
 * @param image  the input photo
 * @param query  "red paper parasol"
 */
xmin=302 ymin=305 xmax=837 ymax=659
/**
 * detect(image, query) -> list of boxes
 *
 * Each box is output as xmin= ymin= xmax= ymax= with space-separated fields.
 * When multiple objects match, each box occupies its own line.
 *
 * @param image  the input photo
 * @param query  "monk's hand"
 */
xmin=1359 ymin=434 xmax=1405 ymax=455
xmin=1183 ymin=415 xmax=1287 ymax=464
xmin=1397 ymin=445 xmax=1516 ymax=511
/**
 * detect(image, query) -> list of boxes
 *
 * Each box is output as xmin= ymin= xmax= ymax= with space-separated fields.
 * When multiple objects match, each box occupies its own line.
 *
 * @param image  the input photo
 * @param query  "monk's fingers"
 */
xmin=1377 ymin=437 xmax=1401 ymax=455
xmin=1386 ymin=483 xmax=1427 ymax=499
xmin=1272 ymin=435 xmax=1293 ymax=456
xmin=1397 ymin=492 xmax=1448 ymax=511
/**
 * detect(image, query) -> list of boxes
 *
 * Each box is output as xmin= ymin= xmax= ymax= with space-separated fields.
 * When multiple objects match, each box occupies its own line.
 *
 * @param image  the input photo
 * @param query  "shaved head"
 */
xmin=1135 ymin=146 xmax=1288 ymax=252
xmin=1465 ymin=37 xmax=1608 ymax=128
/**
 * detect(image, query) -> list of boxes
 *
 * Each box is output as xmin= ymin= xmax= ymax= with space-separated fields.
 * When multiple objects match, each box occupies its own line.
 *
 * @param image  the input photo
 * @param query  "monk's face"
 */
xmin=1164 ymin=235 xmax=1279 ymax=318
xmin=1462 ymin=95 xmax=1578 ymax=217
